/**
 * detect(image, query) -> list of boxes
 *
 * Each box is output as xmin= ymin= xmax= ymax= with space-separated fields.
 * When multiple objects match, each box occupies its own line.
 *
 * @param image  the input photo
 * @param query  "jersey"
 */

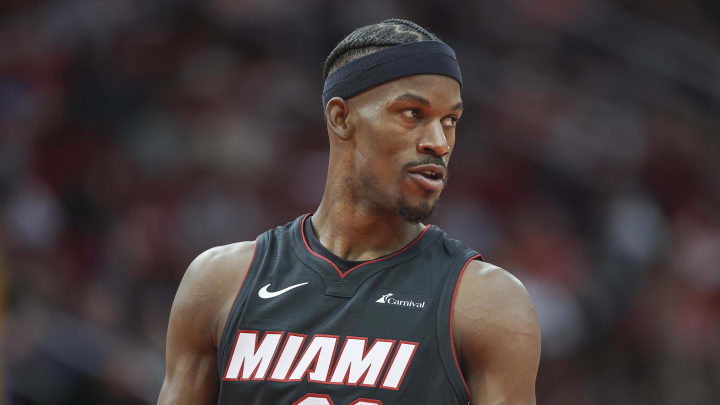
xmin=217 ymin=214 xmax=482 ymax=405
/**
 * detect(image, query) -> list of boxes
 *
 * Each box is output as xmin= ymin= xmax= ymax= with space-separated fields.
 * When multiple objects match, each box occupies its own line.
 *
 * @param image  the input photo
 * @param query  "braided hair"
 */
xmin=323 ymin=19 xmax=440 ymax=79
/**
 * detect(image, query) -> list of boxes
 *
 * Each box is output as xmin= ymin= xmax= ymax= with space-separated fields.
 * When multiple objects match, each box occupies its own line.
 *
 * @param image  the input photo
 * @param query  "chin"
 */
xmin=396 ymin=197 xmax=439 ymax=223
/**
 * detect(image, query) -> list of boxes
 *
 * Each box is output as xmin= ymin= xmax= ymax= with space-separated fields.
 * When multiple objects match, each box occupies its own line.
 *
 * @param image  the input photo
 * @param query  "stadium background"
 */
xmin=1 ymin=0 xmax=719 ymax=404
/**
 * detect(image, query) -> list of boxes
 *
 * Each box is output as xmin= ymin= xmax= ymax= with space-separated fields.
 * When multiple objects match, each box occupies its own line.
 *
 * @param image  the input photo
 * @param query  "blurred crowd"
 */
xmin=1 ymin=0 xmax=719 ymax=404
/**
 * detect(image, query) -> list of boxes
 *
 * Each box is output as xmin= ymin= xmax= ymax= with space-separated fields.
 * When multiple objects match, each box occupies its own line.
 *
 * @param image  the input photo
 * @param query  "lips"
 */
xmin=407 ymin=164 xmax=446 ymax=192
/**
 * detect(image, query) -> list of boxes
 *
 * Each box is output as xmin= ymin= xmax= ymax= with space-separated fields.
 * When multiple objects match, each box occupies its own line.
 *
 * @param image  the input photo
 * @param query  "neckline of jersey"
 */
xmin=299 ymin=213 xmax=432 ymax=279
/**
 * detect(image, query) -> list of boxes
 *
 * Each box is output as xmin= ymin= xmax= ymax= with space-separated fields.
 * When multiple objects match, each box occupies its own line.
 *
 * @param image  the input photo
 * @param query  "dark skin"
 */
xmin=158 ymin=74 xmax=541 ymax=404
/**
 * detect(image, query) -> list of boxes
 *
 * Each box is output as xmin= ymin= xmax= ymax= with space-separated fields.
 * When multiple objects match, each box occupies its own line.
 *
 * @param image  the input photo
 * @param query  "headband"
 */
xmin=322 ymin=40 xmax=462 ymax=107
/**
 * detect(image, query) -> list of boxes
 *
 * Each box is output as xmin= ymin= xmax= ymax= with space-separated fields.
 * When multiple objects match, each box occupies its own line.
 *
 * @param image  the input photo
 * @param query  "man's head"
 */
xmin=322 ymin=19 xmax=462 ymax=223
xmin=323 ymin=19 xmax=439 ymax=80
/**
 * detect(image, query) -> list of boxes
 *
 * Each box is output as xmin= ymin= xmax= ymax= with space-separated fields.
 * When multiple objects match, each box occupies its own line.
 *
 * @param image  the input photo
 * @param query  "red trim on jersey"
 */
xmin=222 ymin=329 xmax=244 ymax=381
xmin=292 ymin=393 xmax=333 ymax=405
xmin=449 ymin=254 xmax=484 ymax=400
xmin=219 ymin=240 xmax=258 ymax=346
xmin=349 ymin=399 xmax=383 ymax=405
xmin=379 ymin=340 xmax=419 ymax=390
xmin=299 ymin=213 xmax=431 ymax=279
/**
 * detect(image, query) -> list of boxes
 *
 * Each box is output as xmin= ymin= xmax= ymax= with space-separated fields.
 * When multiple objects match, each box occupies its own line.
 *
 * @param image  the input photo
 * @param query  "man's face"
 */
xmin=345 ymin=75 xmax=462 ymax=223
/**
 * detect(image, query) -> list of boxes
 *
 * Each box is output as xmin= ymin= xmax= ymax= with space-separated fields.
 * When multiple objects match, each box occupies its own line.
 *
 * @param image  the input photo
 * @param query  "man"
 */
xmin=158 ymin=19 xmax=540 ymax=405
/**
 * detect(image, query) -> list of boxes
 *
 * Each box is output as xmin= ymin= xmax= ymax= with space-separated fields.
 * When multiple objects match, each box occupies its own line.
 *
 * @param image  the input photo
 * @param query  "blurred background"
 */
xmin=1 ymin=0 xmax=719 ymax=404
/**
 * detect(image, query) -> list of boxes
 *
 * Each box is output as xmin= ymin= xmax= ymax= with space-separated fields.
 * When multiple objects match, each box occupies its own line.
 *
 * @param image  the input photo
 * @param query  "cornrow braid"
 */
xmin=323 ymin=18 xmax=440 ymax=79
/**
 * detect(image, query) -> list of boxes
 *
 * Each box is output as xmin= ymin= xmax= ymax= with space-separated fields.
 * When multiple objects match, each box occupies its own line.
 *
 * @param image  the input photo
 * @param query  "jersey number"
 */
xmin=293 ymin=394 xmax=382 ymax=405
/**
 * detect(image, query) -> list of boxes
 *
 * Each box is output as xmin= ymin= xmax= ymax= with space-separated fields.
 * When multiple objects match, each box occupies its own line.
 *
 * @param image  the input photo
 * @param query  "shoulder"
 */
xmin=452 ymin=260 xmax=540 ymax=360
xmin=179 ymin=241 xmax=257 ymax=303
xmin=171 ymin=241 xmax=258 ymax=347
xmin=160 ymin=241 xmax=257 ymax=403
xmin=187 ymin=241 xmax=257 ymax=281
xmin=456 ymin=260 xmax=534 ymax=311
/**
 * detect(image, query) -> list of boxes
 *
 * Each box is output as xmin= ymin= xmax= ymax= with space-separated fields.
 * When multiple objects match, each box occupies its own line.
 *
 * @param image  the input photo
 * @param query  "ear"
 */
xmin=325 ymin=97 xmax=353 ymax=141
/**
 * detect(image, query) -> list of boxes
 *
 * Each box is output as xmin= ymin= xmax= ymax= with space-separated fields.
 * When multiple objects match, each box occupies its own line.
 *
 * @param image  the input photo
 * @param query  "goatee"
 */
xmin=396 ymin=197 xmax=440 ymax=223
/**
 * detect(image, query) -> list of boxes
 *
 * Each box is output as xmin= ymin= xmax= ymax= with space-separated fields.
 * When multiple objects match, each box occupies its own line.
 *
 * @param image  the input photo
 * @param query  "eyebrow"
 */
xmin=393 ymin=93 xmax=464 ymax=112
xmin=394 ymin=93 xmax=431 ymax=107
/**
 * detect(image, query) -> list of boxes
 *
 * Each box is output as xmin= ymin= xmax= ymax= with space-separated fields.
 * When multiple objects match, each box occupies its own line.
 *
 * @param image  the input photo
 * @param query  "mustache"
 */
xmin=402 ymin=156 xmax=448 ymax=171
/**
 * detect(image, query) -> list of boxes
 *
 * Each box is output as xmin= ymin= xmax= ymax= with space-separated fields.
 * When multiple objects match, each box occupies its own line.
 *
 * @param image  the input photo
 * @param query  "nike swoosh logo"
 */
xmin=258 ymin=282 xmax=308 ymax=299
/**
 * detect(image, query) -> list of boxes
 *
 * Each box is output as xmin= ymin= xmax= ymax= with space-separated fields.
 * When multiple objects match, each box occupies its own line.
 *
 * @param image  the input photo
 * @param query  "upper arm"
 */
xmin=157 ymin=241 xmax=256 ymax=405
xmin=452 ymin=261 xmax=541 ymax=405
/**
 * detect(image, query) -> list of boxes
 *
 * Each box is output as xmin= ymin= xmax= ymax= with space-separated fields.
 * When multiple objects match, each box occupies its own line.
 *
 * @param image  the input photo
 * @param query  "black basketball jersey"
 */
xmin=217 ymin=214 xmax=482 ymax=405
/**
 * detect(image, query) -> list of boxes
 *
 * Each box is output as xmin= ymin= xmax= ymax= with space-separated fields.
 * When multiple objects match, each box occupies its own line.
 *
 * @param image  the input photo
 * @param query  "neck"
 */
xmin=312 ymin=194 xmax=426 ymax=262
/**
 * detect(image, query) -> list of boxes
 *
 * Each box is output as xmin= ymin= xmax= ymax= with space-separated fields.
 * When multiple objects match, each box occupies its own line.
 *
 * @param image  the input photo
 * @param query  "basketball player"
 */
xmin=158 ymin=19 xmax=540 ymax=405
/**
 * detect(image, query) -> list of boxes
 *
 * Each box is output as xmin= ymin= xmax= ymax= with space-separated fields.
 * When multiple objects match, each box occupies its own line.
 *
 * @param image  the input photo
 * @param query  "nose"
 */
xmin=417 ymin=120 xmax=451 ymax=157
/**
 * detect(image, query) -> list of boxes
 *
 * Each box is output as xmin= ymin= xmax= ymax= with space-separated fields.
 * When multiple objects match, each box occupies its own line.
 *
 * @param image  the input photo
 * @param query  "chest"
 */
xmin=238 ymin=256 xmax=444 ymax=335
xmin=217 ymin=244 xmax=464 ymax=405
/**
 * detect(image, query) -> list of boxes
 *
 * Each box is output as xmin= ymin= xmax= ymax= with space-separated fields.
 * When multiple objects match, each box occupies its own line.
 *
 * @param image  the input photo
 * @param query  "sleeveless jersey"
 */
xmin=217 ymin=214 xmax=482 ymax=405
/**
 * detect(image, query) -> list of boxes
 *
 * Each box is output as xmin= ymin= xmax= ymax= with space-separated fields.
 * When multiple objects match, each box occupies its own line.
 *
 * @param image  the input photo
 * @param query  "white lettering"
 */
xmin=269 ymin=333 xmax=306 ymax=381
xmin=224 ymin=331 xmax=283 ymax=380
xmin=330 ymin=338 xmax=394 ymax=386
xmin=385 ymin=298 xmax=425 ymax=308
xmin=288 ymin=335 xmax=339 ymax=383
xmin=224 ymin=330 xmax=418 ymax=390
xmin=380 ymin=341 xmax=419 ymax=389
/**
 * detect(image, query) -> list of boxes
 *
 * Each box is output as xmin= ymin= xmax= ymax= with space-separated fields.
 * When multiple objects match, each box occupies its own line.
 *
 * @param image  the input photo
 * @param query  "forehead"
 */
xmin=351 ymin=74 xmax=462 ymax=108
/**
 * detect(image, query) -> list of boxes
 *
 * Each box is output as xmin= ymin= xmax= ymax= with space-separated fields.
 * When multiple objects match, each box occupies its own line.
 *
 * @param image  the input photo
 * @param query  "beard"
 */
xmin=355 ymin=163 xmax=447 ymax=224
xmin=394 ymin=156 xmax=448 ymax=223
xmin=396 ymin=194 xmax=440 ymax=223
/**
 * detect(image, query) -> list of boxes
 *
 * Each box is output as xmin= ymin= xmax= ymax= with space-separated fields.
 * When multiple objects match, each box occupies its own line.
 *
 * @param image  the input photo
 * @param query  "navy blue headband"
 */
xmin=322 ymin=40 xmax=462 ymax=107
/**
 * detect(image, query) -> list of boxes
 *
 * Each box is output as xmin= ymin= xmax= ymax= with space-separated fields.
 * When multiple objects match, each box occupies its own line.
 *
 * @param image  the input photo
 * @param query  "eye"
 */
xmin=441 ymin=115 xmax=459 ymax=128
xmin=401 ymin=108 xmax=423 ymax=121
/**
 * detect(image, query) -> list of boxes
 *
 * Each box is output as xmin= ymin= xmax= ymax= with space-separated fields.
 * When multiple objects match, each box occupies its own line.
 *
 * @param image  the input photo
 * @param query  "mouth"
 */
xmin=407 ymin=164 xmax=446 ymax=192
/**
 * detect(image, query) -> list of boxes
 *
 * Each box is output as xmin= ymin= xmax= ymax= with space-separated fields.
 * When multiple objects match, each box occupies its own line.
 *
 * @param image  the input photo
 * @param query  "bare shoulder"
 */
xmin=159 ymin=242 xmax=257 ymax=404
xmin=173 ymin=241 xmax=257 ymax=347
xmin=452 ymin=261 xmax=541 ymax=402
xmin=453 ymin=260 xmax=540 ymax=358
xmin=184 ymin=241 xmax=257 ymax=290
